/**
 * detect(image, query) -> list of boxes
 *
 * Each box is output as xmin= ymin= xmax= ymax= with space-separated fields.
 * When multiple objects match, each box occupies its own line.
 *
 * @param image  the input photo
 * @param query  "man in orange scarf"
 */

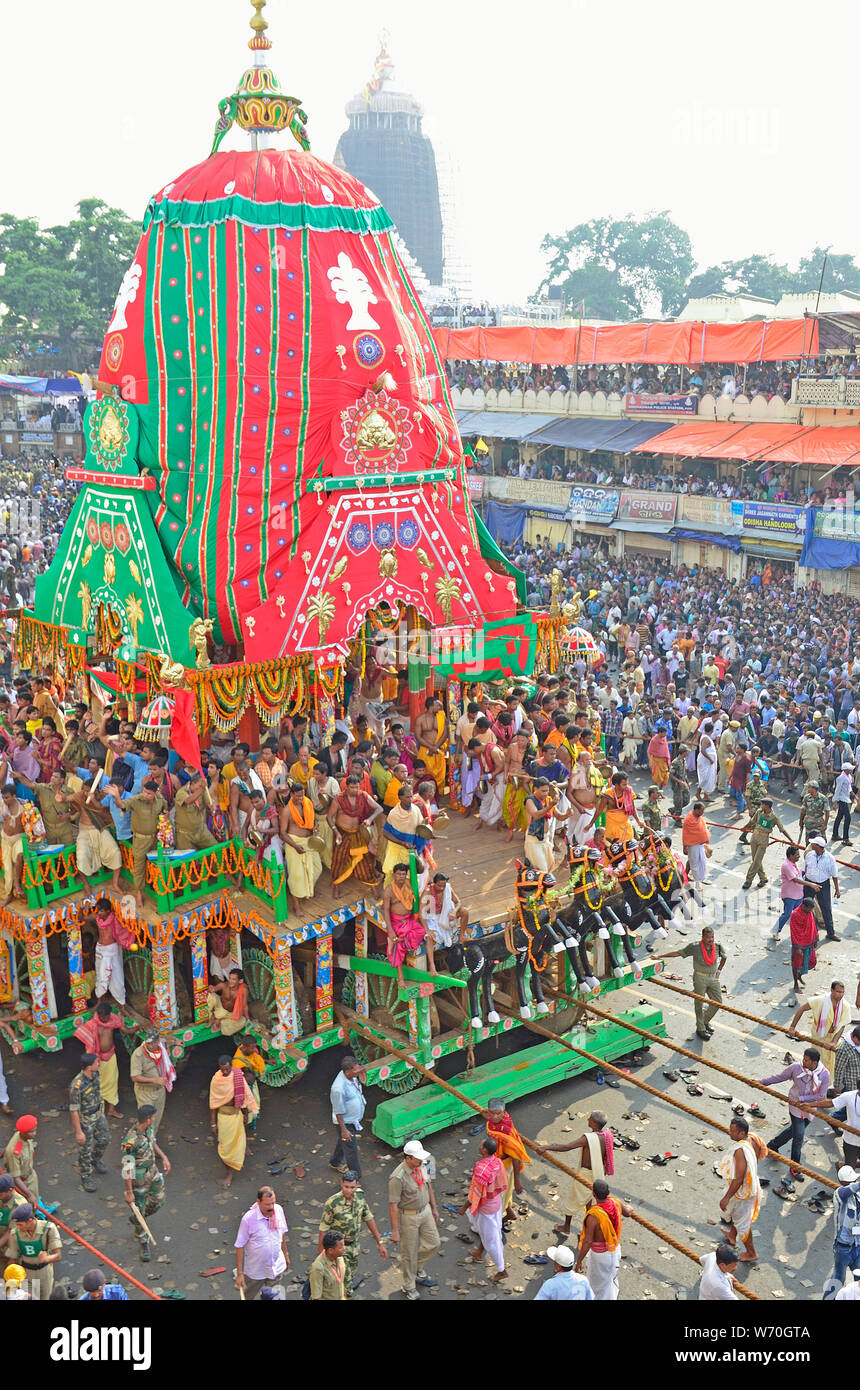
xmin=575 ymin=1178 xmax=633 ymax=1300
xmin=486 ymin=1098 xmax=530 ymax=1224
xmin=278 ymin=782 xmax=322 ymax=911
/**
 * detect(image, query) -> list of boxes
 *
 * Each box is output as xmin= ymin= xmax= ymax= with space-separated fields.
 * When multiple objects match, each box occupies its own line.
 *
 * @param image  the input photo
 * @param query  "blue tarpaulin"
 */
xmin=485 ymin=499 xmax=527 ymax=546
xmin=800 ymin=507 xmax=860 ymax=569
xmin=0 ymin=375 xmax=82 ymax=396
xmin=671 ymin=528 xmax=741 ymax=553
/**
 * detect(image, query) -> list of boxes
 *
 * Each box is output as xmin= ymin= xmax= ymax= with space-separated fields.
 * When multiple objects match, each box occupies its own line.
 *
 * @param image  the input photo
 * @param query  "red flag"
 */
xmin=170 ymin=688 xmax=202 ymax=771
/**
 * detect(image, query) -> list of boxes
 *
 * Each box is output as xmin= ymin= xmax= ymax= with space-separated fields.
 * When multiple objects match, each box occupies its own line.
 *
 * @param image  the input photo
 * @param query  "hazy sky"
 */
xmin=5 ymin=0 xmax=859 ymax=304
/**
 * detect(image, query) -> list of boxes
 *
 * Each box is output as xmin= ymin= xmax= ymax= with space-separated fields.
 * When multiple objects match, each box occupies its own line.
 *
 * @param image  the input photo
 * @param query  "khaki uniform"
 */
xmin=33 ymin=784 xmax=77 ymax=846
xmin=743 ymin=809 xmax=789 ymax=888
xmin=125 ymin=793 xmax=166 ymax=896
xmin=717 ymin=729 xmax=736 ymax=792
xmin=678 ymin=939 xmax=727 ymax=1031
xmin=2 ymin=1132 xmax=39 ymax=1200
xmin=174 ymin=784 xmax=216 ymax=853
xmin=5 ymin=1217 xmax=61 ymax=1298
xmin=308 ymin=1251 xmax=347 ymax=1300
xmin=129 ymin=1044 xmax=166 ymax=1135
xmin=388 ymin=1160 xmax=440 ymax=1295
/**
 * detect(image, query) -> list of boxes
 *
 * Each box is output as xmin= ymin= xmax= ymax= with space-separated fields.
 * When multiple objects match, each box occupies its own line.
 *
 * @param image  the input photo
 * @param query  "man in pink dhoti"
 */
xmin=382 ymin=862 xmax=427 ymax=987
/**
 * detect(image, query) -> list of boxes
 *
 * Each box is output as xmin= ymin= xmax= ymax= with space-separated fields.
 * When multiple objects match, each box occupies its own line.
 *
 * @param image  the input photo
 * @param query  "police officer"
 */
xmin=741 ymin=796 xmax=790 ymax=891
xmin=0 ymin=1173 xmax=18 ymax=1251
xmin=641 ymin=786 xmax=663 ymax=834
xmin=738 ymin=768 xmax=766 ymax=846
xmin=121 ymin=1105 xmax=170 ymax=1261
xmin=799 ymin=778 xmax=830 ymax=846
xmin=124 ymin=780 xmax=167 ymax=910
xmin=4 ymin=1202 xmax=62 ymax=1299
xmin=174 ymin=772 xmax=216 ymax=852
xmin=69 ymin=1053 xmax=110 ymax=1193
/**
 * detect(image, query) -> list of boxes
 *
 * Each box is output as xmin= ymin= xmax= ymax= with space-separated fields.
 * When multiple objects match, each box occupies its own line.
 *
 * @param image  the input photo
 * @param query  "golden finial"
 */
xmin=249 ymin=0 xmax=272 ymax=50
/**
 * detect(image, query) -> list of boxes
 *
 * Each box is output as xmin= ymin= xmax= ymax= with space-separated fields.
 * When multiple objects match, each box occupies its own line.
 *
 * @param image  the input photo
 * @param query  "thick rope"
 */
xmin=555 ymin=990 xmax=860 ymax=1141
xmin=645 ymin=975 xmax=843 ymax=1050
xmin=507 ymin=1001 xmax=838 ymax=1191
xmin=705 ymin=818 xmax=860 ymax=872
xmin=336 ymin=1006 xmax=762 ymax=1299
xmin=34 ymin=1208 xmax=162 ymax=1301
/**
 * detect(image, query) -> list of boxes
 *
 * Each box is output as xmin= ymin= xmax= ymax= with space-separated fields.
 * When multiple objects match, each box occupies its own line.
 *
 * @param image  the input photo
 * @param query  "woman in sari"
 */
xmin=696 ymin=721 xmax=718 ymax=801
xmin=647 ymin=729 xmax=671 ymax=788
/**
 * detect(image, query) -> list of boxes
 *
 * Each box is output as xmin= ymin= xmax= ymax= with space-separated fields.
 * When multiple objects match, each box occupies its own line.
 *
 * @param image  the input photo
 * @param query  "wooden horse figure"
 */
xmin=555 ymin=846 xmax=632 ymax=993
xmin=604 ymin=838 xmax=669 ymax=947
xmin=446 ymin=865 xmax=569 ymax=1028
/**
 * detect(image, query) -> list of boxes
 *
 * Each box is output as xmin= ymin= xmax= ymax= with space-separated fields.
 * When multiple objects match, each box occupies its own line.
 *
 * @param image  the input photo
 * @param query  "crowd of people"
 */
xmin=0 ymin=515 xmax=858 ymax=1299
xmin=445 ymin=354 xmax=850 ymax=402
xmin=478 ymin=449 xmax=834 ymax=507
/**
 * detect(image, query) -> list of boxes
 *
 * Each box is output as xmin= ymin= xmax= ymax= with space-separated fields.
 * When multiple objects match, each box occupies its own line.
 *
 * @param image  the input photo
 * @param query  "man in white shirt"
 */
xmin=698 ymin=1243 xmax=738 ymax=1300
xmin=832 ymin=761 xmax=857 ymax=846
xmin=234 ymin=1186 xmax=290 ymax=1300
xmin=803 ymin=838 xmax=841 ymax=941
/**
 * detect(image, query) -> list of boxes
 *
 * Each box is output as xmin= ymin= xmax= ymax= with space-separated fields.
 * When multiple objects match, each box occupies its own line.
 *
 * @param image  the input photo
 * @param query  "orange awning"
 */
xmin=698 ymin=424 xmax=810 ymax=460
xmin=434 ymin=318 xmax=820 ymax=367
xmin=633 ymin=421 xmax=860 ymax=466
xmin=749 ymin=425 xmax=860 ymax=467
xmin=632 ymin=423 xmax=749 ymax=457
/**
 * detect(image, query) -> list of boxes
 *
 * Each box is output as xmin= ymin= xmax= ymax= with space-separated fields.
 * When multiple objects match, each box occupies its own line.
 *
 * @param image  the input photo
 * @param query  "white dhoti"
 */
xmin=524 ymin=831 xmax=555 ymax=873
xmin=284 ymin=843 xmax=322 ymax=900
xmin=1 ymin=832 xmax=22 ymax=893
xmin=587 ymin=1247 xmax=621 ymax=1300
xmin=478 ymin=775 xmax=505 ymax=827
xmin=468 ymin=1208 xmax=505 ymax=1272
xmin=566 ymin=1131 xmax=608 ymax=1217
xmin=568 ymin=808 xmax=595 ymax=846
xmin=0 ymin=1051 xmax=8 ymax=1107
xmin=723 ymin=1193 xmax=758 ymax=1240
xmin=95 ymin=941 xmax=126 ymax=1005
xmin=425 ymin=884 xmax=458 ymax=948
xmin=686 ymin=843 xmax=708 ymax=883
xmin=696 ymin=754 xmax=717 ymax=795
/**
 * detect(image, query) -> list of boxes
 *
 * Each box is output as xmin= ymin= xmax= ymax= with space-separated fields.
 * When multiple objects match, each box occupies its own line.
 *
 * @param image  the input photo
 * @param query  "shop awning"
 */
xmin=531 ymin=418 xmax=669 ymax=451
xmin=749 ymin=425 xmax=860 ymax=467
xmin=633 ymin=422 xmax=750 ymax=458
xmin=697 ymin=423 xmax=810 ymax=460
xmin=456 ymin=411 xmax=560 ymax=441
xmin=456 ymin=410 xmax=479 ymax=432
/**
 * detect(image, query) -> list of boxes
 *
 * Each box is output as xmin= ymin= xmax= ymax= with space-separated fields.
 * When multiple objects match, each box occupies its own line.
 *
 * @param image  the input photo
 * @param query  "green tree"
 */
xmin=794 ymin=247 xmax=860 ymax=295
xmin=684 ymin=254 xmax=792 ymax=304
xmin=535 ymin=212 xmax=694 ymax=320
xmin=0 ymin=199 xmax=139 ymax=371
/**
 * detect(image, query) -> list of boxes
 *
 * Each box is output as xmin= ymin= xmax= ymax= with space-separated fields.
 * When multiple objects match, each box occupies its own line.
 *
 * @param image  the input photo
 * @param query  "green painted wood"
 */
xmin=345 ymin=956 xmax=465 ymax=992
xmin=370 ymin=1005 xmax=667 ymax=1146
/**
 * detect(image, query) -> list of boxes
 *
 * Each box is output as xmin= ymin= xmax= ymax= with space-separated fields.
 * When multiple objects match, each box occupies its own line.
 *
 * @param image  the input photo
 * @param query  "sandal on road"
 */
xmin=687 ymin=1083 xmax=704 ymax=1096
xmin=524 ymin=1254 xmax=549 ymax=1266
xmin=749 ymin=1103 xmax=766 ymax=1118
xmin=663 ymin=1069 xmax=681 ymax=1082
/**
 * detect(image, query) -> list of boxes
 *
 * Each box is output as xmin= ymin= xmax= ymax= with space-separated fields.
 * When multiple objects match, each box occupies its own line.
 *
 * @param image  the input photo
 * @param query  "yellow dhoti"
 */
xmin=216 ymin=1107 xmax=247 ymax=1172
xmin=98 ymin=1052 xmax=119 ymax=1107
xmin=284 ymin=843 xmax=322 ymax=899
xmin=206 ymin=993 xmax=246 ymax=1037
